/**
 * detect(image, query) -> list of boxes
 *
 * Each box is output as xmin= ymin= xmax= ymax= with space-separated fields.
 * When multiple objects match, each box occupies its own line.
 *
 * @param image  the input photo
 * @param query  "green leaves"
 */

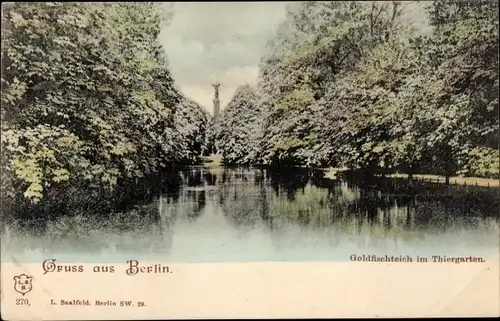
xmin=212 ymin=85 xmax=261 ymax=165
xmin=214 ymin=0 xmax=497 ymax=178
xmin=52 ymin=168 xmax=70 ymax=183
xmin=466 ymin=147 xmax=500 ymax=178
xmin=1 ymin=3 xmax=208 ymax=205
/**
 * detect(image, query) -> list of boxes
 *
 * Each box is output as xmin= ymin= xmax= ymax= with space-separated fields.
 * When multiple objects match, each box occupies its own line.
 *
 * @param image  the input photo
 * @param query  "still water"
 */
xmin=2 ymin=166 xmax=499 ymax=263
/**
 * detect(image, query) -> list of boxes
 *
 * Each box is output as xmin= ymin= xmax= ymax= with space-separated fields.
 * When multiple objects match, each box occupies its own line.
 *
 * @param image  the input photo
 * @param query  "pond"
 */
xmin=2 ymin=166 xmax=499 ymax=263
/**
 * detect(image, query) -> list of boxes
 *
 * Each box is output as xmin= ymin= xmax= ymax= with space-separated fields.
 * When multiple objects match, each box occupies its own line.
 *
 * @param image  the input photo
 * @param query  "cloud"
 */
xmin=158 ymin=2 xmax=431 ymax=113
xmin=158 ymin=2 xmax=288 ymax=113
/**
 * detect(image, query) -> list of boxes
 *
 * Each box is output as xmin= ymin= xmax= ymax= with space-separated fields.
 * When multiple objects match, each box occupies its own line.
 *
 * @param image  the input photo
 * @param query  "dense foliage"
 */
xmin=212 ymin=85 xmax=261 ymax=164
xmin=212 ymin=0 xmax=499 ymax=179
xmin=174 ymin=97 xmax=212 ymax=163
xmin=1 ymin=3 xmax=209 ymax=211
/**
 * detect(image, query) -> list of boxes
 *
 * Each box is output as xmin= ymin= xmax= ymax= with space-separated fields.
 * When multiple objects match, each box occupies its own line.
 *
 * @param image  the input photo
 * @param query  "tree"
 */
xmin=213 ymin=85 xmax=261 ymax=165
xmin=257 ymin=1 xmax=406 ymax=167
xmin=424 ymin=0 xmax=499 ymax=180
xmin=1 ymin=2 xmax=209 ymax=208
xmin=174 ymin=97 xmax=211 ymax=163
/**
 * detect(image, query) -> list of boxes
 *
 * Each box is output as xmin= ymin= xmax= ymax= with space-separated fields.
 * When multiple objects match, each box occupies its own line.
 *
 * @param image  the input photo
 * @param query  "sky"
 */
xmin=158 ymin=2 xmax=430 ymax=114
xmin=158 ymin=2 xmax=289 ymax=113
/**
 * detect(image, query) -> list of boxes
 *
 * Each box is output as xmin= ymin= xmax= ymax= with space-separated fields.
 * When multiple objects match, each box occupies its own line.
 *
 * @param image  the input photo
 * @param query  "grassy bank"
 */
xmin=325 ymin=168 xmax=499 ymax=187
xmin=202 ymin=156 xmax=498 ymax=188
xmin=388 ymin=173 xmax=499 ymax=187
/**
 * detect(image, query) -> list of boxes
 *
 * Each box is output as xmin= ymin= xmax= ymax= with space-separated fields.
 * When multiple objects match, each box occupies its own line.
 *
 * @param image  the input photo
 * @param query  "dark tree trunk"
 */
xmin=443 ymin=145 xmax=454 ymax=185
xmin=407 ymin=163 xmax=415 ymax=182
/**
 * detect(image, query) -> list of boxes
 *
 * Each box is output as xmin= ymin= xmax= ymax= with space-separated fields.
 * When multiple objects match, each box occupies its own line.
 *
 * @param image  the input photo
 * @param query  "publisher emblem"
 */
xmin=14 ymin=274 xmax=33 ymax=296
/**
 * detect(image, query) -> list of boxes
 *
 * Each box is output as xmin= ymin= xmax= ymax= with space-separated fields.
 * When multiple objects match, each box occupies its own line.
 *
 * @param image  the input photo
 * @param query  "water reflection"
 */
xmin=2 ymin=167 xmax=499 ymax=262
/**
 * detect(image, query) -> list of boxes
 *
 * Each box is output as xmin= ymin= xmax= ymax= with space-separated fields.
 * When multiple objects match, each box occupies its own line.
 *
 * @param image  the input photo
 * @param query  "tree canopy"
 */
xmin=212 ymin=0 xmax=499 ymax=179
xmin=2 ymin=0 xmax=498 ymax=215
xmin=1 ymin=2 xmax=210 ymax=207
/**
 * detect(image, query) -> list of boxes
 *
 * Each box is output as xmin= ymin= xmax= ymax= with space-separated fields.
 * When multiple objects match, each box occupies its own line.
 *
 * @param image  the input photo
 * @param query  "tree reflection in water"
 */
xmin=2 ymin=167 xmax=498 ymax=261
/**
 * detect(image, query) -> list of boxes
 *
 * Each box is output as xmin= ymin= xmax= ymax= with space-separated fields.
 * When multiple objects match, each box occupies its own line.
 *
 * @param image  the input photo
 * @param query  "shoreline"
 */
xmin=202 ymin=155 xmax=499 ymax=188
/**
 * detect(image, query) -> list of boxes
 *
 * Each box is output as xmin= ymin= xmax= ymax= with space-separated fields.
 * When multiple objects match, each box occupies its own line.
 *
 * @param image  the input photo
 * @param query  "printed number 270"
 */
xmin=16 ymin=298 xmax=30 ymax=306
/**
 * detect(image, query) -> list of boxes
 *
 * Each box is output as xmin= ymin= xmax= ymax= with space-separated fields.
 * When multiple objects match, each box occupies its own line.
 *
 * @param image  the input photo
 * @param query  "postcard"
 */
xmin=1 ymin=1 xmax=499 ymax=319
